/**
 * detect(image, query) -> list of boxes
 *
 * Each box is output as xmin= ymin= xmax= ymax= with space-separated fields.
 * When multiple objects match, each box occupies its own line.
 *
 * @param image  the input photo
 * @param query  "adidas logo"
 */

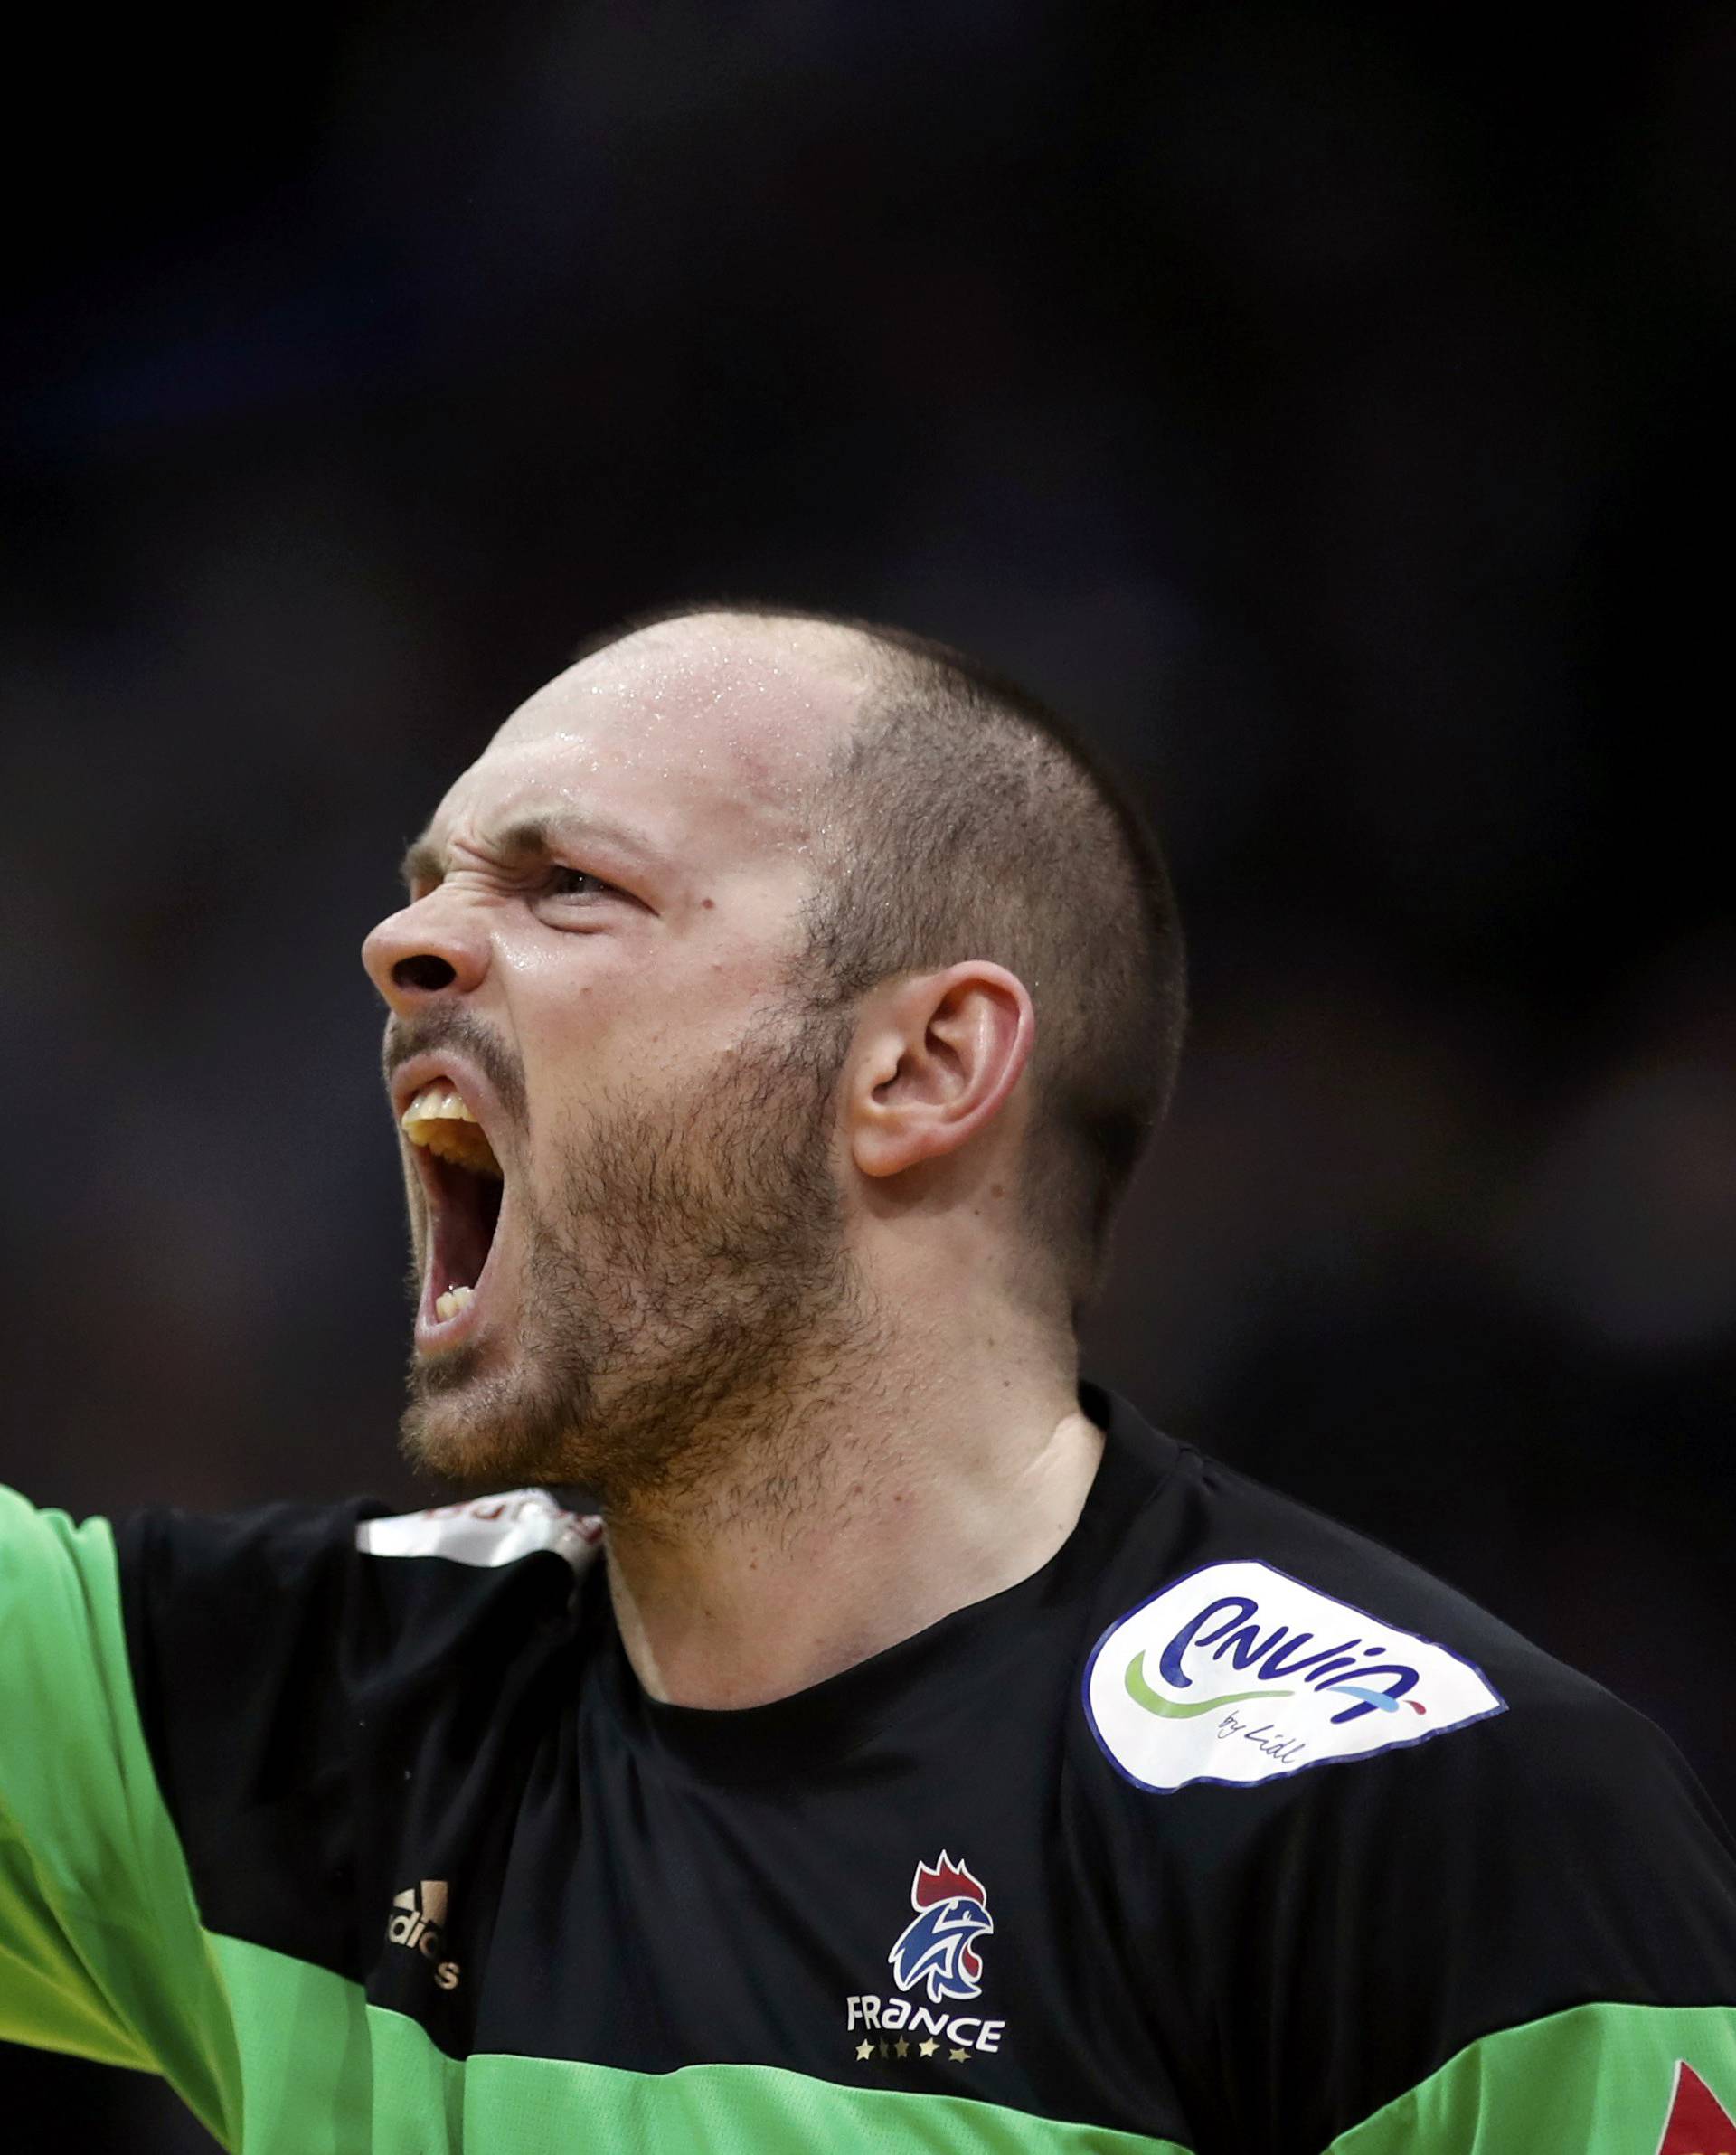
xmin=385 ymin=1879 xmax=461 ymax=1990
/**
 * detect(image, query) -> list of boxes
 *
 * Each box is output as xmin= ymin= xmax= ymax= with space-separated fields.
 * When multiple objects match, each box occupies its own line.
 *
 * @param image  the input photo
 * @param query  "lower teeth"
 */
xmin=434 ymin=1284 xmax=476 ymax=1323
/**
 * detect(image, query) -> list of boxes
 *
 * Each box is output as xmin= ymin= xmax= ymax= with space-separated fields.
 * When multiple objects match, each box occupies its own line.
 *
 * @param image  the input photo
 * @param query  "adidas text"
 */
xmin=386 ymin=1881 xmax=461 ymax=1990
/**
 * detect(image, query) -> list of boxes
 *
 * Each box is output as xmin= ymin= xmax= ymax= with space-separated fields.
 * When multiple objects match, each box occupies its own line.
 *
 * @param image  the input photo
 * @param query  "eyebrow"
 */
xmin=399 ymin=811 xmax=667 ymax=893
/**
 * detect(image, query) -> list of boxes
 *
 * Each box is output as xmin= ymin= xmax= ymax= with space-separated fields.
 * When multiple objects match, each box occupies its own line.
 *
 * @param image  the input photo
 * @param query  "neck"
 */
xmin=602 ymin=1330 xmax=1101 ymax=1710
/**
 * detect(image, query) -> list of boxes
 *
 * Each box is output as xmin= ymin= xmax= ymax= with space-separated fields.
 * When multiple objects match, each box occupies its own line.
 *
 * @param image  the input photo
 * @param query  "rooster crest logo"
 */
xmin=887 ymin=1852 xmax=995 ymax=2005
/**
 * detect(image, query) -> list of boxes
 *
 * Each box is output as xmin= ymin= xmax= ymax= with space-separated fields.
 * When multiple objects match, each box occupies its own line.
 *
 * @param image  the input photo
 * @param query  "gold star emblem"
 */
xmin=894 ymin=2037 xmax=910 ymax=2058
xmin=878 ymin=2041 xmax=890 ymax=2058
xmin=918 ymin=2037 xmax=939 ymax=2057
xmin=855 ymin=2039 xmax=874 ymax=2061
xmin=948 ymin=2046 xmax=969 ymax=2063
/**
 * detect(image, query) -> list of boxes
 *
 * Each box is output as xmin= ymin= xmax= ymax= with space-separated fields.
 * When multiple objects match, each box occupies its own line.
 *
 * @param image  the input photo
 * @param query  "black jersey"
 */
xmin=3 ymin=1382 xmax=1733 ymax=2152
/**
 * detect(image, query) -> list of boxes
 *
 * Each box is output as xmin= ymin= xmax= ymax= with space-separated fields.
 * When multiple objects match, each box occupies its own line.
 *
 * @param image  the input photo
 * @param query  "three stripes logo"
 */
xmin=385 ymin=1879 xmax=461 ymax=1990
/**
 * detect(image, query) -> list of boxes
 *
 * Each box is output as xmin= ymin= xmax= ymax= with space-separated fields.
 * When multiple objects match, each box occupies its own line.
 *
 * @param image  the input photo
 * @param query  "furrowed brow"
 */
xmin=399 ymin=821 xmax=563 ymax=893
xmin=495 ymin=811 xmax=665 ymax=866
xmin=492 ymin=817 xmax=567 ymax=865
xmin=398 ymin=812 xmax=666 ymax=893
xmin=400 ymin=834 xmax=444 ymax=893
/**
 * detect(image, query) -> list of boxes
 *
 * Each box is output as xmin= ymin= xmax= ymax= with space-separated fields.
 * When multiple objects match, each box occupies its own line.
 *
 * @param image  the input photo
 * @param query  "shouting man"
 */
xmin=3 ymin=606 xmax=1734 ymax=2154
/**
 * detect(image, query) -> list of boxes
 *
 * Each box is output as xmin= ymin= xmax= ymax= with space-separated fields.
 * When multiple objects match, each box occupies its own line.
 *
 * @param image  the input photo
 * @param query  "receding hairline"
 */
xmin=569 ymin=604 xmax=888 ymax=703
xmin=568 ymin=602 xmax=1099 ymax=808
xmin=517 ymin=606 xmax=891 ymax=808
xmin=571 ymin=601 xmax=1156 ymax=893
xmin=577 ymin=602 xmax=1057 ymax=744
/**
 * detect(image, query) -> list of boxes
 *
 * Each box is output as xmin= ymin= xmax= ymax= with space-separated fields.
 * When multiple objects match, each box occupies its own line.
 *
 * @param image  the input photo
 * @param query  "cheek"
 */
xmin=502 ymin=923 xmax=800 ymax=1118
xmin=504 ymin=971 xmax=631 ymax=1123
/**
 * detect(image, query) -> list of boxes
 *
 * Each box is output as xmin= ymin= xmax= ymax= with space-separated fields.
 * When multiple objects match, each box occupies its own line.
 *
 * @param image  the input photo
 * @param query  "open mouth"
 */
xmin=401 ymin=1080 xmax=505 ymax=1337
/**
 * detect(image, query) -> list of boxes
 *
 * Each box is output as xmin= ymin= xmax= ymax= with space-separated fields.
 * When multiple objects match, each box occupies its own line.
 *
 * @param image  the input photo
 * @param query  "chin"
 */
xmin=402 ymin=1362 xmax=529 ymax=1489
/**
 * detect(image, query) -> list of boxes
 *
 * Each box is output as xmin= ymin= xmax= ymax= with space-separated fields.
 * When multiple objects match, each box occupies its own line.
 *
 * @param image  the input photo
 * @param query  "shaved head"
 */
xmin=513 ymin=608 xmax=872 ymax=782
xmin=574 ymin=602 xmax=1186 ymax=1319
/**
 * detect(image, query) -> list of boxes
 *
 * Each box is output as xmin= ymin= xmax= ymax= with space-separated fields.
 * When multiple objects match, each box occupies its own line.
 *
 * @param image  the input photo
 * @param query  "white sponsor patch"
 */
xmin=1083 ymin=1560 xmax=1505 ymax=1792
xmin=356 ymin=1489 xmax=603 ymax=1572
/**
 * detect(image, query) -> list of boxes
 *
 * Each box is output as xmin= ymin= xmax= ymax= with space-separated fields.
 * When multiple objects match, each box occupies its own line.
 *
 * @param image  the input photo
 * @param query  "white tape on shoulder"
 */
xmin=356 ymin=1489 xmax=604 ymax=1572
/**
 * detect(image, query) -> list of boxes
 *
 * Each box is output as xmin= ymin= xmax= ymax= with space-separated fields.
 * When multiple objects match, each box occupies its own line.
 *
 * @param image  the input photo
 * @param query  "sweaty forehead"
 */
xmin=456 ymin=615 xmax=872 ymax=856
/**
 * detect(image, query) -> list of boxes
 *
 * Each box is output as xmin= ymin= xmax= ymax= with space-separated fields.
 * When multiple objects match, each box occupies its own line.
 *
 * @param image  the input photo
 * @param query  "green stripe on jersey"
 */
xmin=1327 ymin=1999 xmax=1736 ymax=2155
xmin=0 ymin=1492 xmax=240 ymax=2142
xmin=211 ymin=1930 xmax=1190 ymax=2155
xmin=6 ymin=1486 xmax=1185 ymax=2151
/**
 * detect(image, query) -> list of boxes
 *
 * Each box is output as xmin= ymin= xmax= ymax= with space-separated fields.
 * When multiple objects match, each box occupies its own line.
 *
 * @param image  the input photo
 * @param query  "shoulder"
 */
xmin=111 ymin=1486 xmax=608 ymax=1981
xmin=1069 ymin=1396 xmax=1736 ymax=2154
xmin=116 ymin=1486 xmax=606 ymax=1819
xmin=118 ymin=1484 xmax=603 ymax=1626
xmin=1071 ymin=1394 xmax=1717 ymax=1834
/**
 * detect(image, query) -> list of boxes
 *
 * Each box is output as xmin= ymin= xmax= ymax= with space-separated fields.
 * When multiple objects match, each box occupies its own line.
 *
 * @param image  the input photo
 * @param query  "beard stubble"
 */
xmin=399 ymin=1000 xmax=876 ymax=1525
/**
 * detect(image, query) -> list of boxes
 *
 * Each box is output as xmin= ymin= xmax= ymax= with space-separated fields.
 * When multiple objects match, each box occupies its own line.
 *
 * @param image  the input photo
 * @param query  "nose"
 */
xmin=362 ymin=893 xmax=490 ymax=1016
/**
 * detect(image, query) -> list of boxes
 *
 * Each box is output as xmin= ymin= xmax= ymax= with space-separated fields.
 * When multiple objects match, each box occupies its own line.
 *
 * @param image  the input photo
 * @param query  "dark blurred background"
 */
xmin=4 ymin=4 xmax=1733 ymax=2144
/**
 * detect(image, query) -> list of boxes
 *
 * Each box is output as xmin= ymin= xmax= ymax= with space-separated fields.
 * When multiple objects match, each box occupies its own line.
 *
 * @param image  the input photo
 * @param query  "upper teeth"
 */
xmin=401 ymin=1082 xmax=502 ymax=1177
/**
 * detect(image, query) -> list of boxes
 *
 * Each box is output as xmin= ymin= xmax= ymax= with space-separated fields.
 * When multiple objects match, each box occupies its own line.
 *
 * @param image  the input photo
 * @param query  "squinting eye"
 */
xmin=545 ymin=865 xmax=609 ymax=900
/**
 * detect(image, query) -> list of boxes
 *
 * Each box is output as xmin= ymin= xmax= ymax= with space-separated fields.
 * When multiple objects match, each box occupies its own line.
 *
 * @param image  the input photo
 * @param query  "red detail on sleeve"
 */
xmin=1655 ymin=2061 xmax=1736 ymax=2155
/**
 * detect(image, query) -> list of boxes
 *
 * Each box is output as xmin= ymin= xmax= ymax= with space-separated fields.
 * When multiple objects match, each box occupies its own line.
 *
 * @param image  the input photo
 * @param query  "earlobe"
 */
xmin=848 ymin=963 xmax=1034 ymax=1181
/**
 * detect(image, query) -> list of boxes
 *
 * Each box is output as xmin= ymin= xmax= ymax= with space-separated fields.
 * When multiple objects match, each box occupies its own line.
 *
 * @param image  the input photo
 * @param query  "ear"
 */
xmin=847 ymin=963 xmax=1036 ymax=1180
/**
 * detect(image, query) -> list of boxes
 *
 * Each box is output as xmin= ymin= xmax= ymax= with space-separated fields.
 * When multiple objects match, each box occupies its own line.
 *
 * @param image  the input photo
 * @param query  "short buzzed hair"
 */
xmin=575 ymin=603 xmax=1187 ymax=1323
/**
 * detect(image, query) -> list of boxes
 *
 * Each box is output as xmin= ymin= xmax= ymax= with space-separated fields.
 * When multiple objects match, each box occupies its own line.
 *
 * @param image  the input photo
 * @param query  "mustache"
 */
xmin=383 ymin=1007 xmax=529 ymax=1127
